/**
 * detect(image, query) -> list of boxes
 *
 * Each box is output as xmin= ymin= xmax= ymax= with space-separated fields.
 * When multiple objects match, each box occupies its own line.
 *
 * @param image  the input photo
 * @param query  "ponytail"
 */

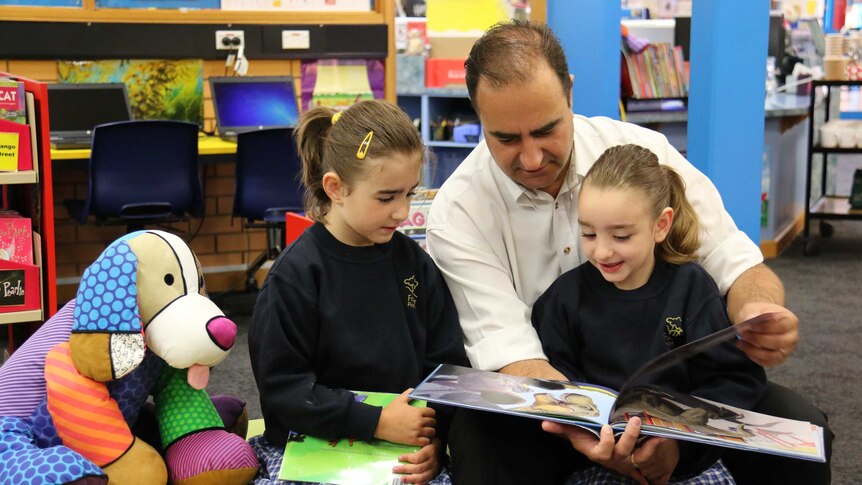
xmin=294 ymin=107 xmax=337 ymax=222
xmin=658 ymin=165 xmax=699 ymax=264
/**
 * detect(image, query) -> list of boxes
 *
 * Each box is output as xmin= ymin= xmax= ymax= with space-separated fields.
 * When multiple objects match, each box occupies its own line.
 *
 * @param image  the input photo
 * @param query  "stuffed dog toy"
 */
xmin=0 ymin=230 xmax=259 ymax=484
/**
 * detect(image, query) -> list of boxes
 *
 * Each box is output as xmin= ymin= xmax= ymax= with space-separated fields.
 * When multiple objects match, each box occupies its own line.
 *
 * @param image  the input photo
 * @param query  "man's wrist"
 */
xmin=499 ymin=359 xmax=565 ymax=380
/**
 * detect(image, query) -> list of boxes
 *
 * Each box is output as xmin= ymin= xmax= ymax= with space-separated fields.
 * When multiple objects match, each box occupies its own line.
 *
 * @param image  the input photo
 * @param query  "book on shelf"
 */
xmin=0 ymin=78 xmax=25 ymax=125
xmin=0 ymin=213 xmax=33 ymax=265
xmin=279 ymin=391 xmax=425 ymax=485
xmin=409 ymin=313 xmax=825 ymax=463
xmin=0 ymin=116 xmax=32 ymax=173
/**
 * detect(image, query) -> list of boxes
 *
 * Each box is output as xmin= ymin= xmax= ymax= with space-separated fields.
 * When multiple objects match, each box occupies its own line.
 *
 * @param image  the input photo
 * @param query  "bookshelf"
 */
xmin=0 ymin=73 xmax=57 ymax=351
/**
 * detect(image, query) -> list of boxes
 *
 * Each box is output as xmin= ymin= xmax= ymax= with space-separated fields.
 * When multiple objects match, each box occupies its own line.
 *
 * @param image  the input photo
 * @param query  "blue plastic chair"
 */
xmin=233 ymin=127 xmax=304 ymax=289
xmin=64 ymin=120 xmax=203 ymax=233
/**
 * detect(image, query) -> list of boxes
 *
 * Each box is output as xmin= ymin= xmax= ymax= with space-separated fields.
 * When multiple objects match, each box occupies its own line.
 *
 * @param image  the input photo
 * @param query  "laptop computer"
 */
xmin=48 ymin=83 xmax=133 ymax=149
xmin=209 ymin=76 xmax=299 ymax=142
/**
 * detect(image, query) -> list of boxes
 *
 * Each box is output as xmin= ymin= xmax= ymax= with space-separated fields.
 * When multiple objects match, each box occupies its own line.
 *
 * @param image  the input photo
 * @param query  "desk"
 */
xmin=50 ymin=135 xmax=238 ymax=162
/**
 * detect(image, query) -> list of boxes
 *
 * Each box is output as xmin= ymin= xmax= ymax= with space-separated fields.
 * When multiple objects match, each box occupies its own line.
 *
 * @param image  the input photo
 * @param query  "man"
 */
xmin=426 ymin=20 xmax=831 ymax=484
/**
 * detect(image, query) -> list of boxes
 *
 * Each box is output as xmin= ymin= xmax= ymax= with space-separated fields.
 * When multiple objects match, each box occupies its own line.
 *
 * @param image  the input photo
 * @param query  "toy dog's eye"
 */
xmin=164 ymin=274 xmax=175 ymax=286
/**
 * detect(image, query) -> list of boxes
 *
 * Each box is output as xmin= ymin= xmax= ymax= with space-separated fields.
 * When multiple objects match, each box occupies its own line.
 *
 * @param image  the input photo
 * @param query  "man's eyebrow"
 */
xmin=529 ymin=118 xmax=562 ymax=136
xmin=488 ymin=118 xmax=563 ymax=140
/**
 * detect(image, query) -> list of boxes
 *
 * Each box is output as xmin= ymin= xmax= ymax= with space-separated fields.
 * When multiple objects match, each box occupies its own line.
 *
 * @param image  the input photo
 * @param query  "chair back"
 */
xmin=84 ymin=120 xmax=202 ymax=221
xmin=233 ymin=128 xmax=304 ymax=224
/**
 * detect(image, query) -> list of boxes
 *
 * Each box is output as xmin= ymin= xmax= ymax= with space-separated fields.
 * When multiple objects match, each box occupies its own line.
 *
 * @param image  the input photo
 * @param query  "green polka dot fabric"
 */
xmin=154 ymin=366 xmax=223 ymax=448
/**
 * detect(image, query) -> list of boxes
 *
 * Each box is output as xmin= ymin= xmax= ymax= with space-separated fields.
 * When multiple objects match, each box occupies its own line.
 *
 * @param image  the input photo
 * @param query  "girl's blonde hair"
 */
xmin=583 ymin=144 xmax=700 ymax=264
xmin=294 ymin=99 xmax=423 ymax=222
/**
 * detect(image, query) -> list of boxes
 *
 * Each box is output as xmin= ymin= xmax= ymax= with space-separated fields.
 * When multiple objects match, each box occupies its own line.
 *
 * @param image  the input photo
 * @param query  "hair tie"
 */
xmin=331 ymin=112 xmax=342 ymax=124
xmin=357 ymin=131 xmax=373 ymax=159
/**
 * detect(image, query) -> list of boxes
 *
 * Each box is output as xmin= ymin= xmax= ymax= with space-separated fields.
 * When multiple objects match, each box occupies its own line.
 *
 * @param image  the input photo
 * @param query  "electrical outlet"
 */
xmin=282 ymin=30 xmax=310 ymax=50
xmin=216 ymin=30 xmax=245 ymax=50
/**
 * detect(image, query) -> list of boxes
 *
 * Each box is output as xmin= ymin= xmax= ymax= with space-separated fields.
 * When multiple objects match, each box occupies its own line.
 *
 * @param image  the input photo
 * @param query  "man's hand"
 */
xmin=499 ymin=359 xmax=567 ymax=381
xmin=734 ymin=302 xmax=799 ymax=367
xmin=542 ymin=417 xmax=647 ymax=485
xmin=725 ymin=263 xmax=798 ymax=367
xmin=631 ymin=437 xmax=678 ymax=485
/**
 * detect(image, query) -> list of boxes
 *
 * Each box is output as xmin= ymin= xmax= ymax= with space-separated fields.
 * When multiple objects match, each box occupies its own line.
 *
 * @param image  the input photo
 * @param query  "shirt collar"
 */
xmin=489 ymin=143 xmax=583 ymax=208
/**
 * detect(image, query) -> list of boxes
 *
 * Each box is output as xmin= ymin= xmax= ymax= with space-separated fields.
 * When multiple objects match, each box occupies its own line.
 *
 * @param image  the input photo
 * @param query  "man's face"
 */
xmin=474 ymin=62 xmax=574 ymax=197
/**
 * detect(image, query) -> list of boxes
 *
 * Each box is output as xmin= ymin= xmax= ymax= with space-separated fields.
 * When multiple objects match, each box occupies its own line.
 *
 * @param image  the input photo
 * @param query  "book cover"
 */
xmin=410 ymin=313 xmax=826 ymax=463
xmin=279 ymin=391 xmax=424 ymax=485
xmin=0 ymin=215 xmax=33 ymax=265
xmin=0 ymin=79 xmax=25 ymax=125
xmin=0 ymin=118 xmax=32 ymax=172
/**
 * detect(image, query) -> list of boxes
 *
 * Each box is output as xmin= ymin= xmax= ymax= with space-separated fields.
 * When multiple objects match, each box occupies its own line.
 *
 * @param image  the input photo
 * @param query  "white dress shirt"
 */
xmin=426 ymin=115 xmax=763 ymax=371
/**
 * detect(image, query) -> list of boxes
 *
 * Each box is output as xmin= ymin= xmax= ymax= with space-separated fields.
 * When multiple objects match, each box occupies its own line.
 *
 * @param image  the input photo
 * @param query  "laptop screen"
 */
xmin=47 ymin=83 xmax=132 ymax=135
xmin=209 ymin=76 xmax=299 ymax=136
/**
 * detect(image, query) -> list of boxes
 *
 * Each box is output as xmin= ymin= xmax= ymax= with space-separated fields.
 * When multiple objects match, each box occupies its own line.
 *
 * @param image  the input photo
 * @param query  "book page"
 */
xmin=609 ymin=386 xmax=825 ymax=462
xmin=410 ymin=364 xmax=619 ymax=431
xmin=279 ymin=392 xmax=421 ymax=484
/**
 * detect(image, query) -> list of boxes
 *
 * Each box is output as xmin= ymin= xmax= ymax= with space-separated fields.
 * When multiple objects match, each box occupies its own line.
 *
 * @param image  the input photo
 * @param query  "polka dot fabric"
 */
xmin=0 ymin=416 xmax=106 ymax=484
xmin=73 ymin=240 xmax=140 ymax=334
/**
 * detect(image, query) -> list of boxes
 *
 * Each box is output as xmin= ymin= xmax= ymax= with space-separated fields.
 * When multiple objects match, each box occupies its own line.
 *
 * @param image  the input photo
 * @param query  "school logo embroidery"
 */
xmin=664 ymin=316 xmax=684 ymax=349
xmin=403 ymin=275 xmax=418 ymax=308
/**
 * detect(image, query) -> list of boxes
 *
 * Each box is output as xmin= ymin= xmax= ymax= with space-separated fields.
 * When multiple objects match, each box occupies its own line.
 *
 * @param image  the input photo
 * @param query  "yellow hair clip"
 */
xmin=357 ymin=131 xmax=373 ymax=159
xmin=331 ymin=112 xmax=342 ymax=124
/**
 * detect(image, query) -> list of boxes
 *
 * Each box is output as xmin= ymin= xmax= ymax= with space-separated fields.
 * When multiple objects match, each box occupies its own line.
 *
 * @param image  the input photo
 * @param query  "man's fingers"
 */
xmin=615 ymin=417 xmax=642 ymax=455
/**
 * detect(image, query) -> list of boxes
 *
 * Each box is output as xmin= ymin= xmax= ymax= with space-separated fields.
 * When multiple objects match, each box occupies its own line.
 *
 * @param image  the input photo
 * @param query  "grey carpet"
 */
xmin=765 ymin=220 xmax=862 ymax=485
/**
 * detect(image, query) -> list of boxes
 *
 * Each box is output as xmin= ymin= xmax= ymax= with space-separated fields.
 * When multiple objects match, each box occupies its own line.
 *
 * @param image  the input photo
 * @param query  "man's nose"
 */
xmin=520 ymin=138 xmax=543 ymax=170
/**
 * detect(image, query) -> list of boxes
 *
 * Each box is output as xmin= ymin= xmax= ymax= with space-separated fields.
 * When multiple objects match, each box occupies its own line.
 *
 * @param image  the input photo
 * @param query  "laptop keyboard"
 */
xmin=51 ymin=135 xmax=93 ymax=150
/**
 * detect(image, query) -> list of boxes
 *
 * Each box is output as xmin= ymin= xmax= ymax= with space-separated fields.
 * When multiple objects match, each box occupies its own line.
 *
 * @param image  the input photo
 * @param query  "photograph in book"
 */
xmin=409 ymin=313 xmax=825 ymax=463
xmin=410 ymin=364 xmax=824 ymax=462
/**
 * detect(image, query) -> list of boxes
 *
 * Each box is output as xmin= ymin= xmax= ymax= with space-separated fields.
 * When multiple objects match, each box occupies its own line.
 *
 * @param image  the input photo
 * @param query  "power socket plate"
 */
xmin=216 ymin=30 xmax=245 ymax=50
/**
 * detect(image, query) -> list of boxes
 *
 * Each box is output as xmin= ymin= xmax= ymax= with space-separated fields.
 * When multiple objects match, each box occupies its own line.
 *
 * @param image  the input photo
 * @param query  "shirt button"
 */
xmin=563 ymin=247 xmax=571 ymax=254
xmin=555 ymin=202 xmax=559 ymax=209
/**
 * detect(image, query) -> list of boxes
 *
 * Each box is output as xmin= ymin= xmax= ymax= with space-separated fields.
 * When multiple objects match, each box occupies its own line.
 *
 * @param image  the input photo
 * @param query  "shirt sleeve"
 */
xmin=426 ymin=209 xmax=547 ymax=371
xmin=247 ymin=260 xmax=381 ymax=446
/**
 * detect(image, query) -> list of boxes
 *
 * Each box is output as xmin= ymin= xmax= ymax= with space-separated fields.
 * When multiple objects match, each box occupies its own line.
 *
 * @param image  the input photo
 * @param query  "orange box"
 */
xmin=426 ymin=58 xmax=467 ymax=88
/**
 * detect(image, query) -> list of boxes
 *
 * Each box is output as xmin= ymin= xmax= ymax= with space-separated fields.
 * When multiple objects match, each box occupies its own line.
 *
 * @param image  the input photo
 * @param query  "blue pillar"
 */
xmin=687 ymin=1 xmax=768 ymax=241
xmin=548 ymin=0 xmax=620 ymax=119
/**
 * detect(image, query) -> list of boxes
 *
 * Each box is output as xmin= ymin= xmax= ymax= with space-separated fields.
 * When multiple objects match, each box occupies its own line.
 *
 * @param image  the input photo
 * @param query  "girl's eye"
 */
xmin=378 ymin=197 xmax=394 ymax=203
xmin=407 ymin=191 xmax=417 ymax=199
xmin=614 ymin=235 xmax=631 ymax=241
xmin=580 ymin=233 xmax=596 ymax=239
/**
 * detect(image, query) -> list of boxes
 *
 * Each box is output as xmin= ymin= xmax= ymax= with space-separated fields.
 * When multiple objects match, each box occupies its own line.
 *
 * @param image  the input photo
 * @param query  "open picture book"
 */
xmin=279 ymin=391 xmax=423 ymax=485
xmin=409 ymin=313 xmax=825 ymax=463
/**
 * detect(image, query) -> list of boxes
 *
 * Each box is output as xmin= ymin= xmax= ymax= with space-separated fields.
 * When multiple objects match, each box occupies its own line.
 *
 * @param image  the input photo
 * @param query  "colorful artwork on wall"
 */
xmin=300 ymin=59 xmax=384 ymax=112
xmin=58 ymin=59 xmax=203 ymax=127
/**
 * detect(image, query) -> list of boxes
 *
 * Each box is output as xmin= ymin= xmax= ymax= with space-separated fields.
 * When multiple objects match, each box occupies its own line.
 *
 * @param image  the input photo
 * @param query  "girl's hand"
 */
xmin=631 ymin=437 xmax=679 ymax=485
xmin=393 ymin=437 xmax=441 ymax=484
xmin=375 ymin=389 xmax=436 ymax=446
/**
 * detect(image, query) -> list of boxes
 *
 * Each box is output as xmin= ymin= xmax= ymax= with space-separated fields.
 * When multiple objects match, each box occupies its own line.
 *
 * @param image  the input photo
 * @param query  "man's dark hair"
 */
xmin=465 ymin=20 xmax=572 ymax=111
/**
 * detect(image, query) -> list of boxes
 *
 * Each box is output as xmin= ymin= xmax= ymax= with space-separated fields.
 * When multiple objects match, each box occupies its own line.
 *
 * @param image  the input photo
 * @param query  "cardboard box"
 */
xmin=426 ymin=58 xmax=467 ymax=88
xmin=428 ymin=35 xmax=478 ymax=59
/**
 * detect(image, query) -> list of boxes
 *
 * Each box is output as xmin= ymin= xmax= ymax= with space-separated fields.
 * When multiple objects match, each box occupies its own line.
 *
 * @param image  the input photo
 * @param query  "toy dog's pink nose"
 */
xmin=206 ymin=316 xmax=237 ymax=350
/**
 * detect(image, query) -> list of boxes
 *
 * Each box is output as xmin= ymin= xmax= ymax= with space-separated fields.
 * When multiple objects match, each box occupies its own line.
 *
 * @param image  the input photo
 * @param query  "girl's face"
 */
xmin=577 ymin=183 xmax=672 ymax=290
xmin=323 ymin=151 xmax=422 ymax=247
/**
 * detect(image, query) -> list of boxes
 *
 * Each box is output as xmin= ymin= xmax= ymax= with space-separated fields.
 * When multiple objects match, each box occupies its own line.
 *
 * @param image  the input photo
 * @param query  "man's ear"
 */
xmin=567 ymin=73 xmax=575 ymax=108
xmin=322 ymin=171 xmax=346 ymax=205
xmin=655 ymin=207 xmax=674 ymax=243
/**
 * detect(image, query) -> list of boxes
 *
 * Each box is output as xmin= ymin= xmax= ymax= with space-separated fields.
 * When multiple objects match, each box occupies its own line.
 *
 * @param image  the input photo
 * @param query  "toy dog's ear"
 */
xmin=71 ymin=236 xmax=145 ymax=382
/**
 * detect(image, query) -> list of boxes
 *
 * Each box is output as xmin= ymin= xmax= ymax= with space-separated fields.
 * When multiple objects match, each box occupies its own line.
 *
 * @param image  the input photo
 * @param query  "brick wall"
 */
xmin=2 ymin=58 xmax=304 ymax=304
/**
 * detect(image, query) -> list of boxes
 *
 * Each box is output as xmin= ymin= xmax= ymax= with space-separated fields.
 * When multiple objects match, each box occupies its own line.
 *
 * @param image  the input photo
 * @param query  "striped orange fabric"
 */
xmin=45 ymin=342 xmax=134 ymax=467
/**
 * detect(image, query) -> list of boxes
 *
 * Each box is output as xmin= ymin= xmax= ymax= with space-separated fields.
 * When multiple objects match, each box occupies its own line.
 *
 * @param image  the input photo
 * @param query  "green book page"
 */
xmin=279 ymin=391 xmax=424 ymax=484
